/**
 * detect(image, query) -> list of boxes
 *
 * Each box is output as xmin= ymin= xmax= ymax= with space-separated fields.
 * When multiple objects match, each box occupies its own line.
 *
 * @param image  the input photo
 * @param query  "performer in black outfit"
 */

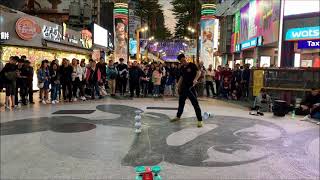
xmin=171 ymin=54 xmax=203 ymax=127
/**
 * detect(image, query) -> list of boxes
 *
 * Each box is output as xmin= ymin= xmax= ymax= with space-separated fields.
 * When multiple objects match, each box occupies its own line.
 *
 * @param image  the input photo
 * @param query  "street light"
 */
xmin=136 ymin=26 xmax=148 ymax=62
xmin=148 ymin=36 xmax=155 ymax=41
xmin=188 ymin=26 xmax=195 ymax=33
xmin=184 ymin=36 xmax=191 ymax=41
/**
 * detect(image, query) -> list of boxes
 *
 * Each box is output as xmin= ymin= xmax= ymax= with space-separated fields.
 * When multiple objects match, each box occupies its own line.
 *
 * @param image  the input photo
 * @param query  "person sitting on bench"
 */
xmin=250 ymin=88 xmax=272 ymax=116
xmin=299 ymin=88 xmax=320 ymax=122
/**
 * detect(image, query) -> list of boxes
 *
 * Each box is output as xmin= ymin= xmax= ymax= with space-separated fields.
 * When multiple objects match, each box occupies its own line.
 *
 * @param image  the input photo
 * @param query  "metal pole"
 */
xmin=277 ymin=0 xmax=285 ymax=67
xmin=136 ymin=30 xmax=140 ymax=62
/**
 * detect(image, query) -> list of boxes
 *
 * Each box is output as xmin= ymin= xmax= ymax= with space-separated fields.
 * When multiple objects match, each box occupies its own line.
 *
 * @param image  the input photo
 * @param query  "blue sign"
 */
xmin=285 ymin=26 xmax=320 ymax=41
xmin=298 ymin=40 xmax=320 ymax=49
xmin=240 ymin=36 xmax=263 ymax=50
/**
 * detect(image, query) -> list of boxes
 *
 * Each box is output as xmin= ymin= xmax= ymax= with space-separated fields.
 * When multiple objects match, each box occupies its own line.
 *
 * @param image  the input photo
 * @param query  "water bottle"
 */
xmin=291 ymin=110 xmax=295 ymax=119
xmin=203 ymin=112 xmax=212 ymax=120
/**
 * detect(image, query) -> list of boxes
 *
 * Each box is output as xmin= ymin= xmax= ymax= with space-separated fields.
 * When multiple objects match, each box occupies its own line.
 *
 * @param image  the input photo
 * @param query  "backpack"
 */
xmin=109 ymin=67 xmax=117 ymax=79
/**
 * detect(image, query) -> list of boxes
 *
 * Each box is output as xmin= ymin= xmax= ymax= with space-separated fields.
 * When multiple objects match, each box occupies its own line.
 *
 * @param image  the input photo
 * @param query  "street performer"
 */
xmin=171 ymin=54 xmax=203 ymax=127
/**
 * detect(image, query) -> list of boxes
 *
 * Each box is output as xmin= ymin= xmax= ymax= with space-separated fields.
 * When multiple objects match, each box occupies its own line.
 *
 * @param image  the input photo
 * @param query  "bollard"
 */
xmin=134 ymin=110 xmax=143 ymax=133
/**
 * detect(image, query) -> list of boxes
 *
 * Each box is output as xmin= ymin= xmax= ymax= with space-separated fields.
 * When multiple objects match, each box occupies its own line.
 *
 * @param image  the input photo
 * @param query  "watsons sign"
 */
xmin=285 ymin=26 xmax=320 ymax=41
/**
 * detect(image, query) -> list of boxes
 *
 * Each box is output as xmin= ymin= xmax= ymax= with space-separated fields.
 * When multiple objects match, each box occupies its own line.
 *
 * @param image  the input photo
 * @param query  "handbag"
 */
xmin=37 ymin=82 xmax=44 ymax=89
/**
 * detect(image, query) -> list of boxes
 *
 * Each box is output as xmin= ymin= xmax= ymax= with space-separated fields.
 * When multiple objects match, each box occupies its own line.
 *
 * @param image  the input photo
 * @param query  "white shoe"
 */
xmin=42 ymin=100 xmax=46 ymax=104
xmin=80 ymin=96 xmax=86 ymax=101
xmin=55 ymin=100 xmax=59 ymax=104
xmin=51 ymin=101 xmax=56 ymax=104
xmin=301 ymin=115 xmax=310 ymax=121
xmin=73 ymin=98 xmax=78 ymax=102
xmin=5 ymin=105 xmax=10 ymax=110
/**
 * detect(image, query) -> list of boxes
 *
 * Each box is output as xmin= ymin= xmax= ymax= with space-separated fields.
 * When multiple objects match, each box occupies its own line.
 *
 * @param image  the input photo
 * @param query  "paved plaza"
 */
xmin=1 ymin=97 xmax=319 ymax=179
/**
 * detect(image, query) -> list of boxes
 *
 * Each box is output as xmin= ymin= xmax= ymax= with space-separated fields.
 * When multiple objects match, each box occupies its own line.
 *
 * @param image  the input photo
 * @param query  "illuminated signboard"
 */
xmin=0 ymin=32 xmax=9 ymax=40
xmin=298 ymin=40 xmax=320 ymax=49
xmin=42 ymin=25 xmax=62 ymax=42
xmin=237 ymin=36 xmax=263 ymax=51
xmin=285 ymin=26 xmax=320 ymax=41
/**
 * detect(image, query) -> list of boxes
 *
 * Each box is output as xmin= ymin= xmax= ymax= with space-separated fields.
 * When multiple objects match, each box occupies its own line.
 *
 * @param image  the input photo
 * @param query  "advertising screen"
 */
xmin=200 ymin=18 xmax=219 ymax=68
xmin=129 ymin=38 xmax=137 ymax=56
xmin=114 ymin=3 xmax=129 ymax=63
xmin=94 ymin=24 xmax=108 ymax=47
xmin=240 ymin=0 xmax=280 ymax=45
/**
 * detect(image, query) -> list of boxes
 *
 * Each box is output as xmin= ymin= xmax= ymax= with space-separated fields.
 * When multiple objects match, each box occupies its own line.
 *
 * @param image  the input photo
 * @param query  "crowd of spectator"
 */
xmin=0 ymin=55 xmax=253 ymax=110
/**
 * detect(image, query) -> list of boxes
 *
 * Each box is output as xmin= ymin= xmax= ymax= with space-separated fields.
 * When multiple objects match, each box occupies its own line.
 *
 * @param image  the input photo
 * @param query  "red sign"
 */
xmin=15 ymin=17 xmax=41 ymax=41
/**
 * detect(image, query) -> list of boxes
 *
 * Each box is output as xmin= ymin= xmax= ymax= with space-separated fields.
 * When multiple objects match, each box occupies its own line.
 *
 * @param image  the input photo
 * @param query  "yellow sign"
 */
xmin=253 ymin=70 xmax=264 ymax=96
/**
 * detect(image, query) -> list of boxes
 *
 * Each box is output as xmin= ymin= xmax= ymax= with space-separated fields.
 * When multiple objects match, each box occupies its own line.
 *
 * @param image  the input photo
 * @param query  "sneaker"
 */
xmin=51 ymin=100 xmax=56 ymax=104
xmin=42 ymin=100 xmax=46 ymax=104
xmin=170 ymin=117 xmax=181 ymax=122
xmin=301 ymin=115 xmax=310 ymax=121
xmin=73 ymin=98 xmax=78 ymax=102
xmin=80 ymin=96 xmax=86 ymax=101
xmin=55 ymin=100 xmax=59 ymax=104
xmin=197 ymin=121 xmax=203 ymax=128
xmin=5 ymin=105 xmax=10 ymax=110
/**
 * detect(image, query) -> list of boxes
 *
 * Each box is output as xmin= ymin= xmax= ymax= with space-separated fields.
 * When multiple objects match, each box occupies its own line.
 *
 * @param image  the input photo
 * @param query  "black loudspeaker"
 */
xmin=273 ymin=100 xmax=288 ymax=117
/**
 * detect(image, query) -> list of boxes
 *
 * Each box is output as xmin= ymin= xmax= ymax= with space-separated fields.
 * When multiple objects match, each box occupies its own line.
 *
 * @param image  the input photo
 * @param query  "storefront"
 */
xmin=0 ymin=8 xmax=92 ymax=67
xmin=230 ymin=0 xmax=280 ymax=68
xmin=282 ymin=13 xmax=320 ymax=67
xmin=0 ymin=7 xmax=93 ymax=89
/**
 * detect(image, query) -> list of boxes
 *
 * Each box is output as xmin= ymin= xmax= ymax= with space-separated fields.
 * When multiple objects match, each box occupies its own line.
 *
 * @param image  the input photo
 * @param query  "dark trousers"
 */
xmin=62 ymin=83 xmax=72 ymax=101
xmin=118 ymin=78 xmax=127 ymax=95
xmin=90 ymin=82 xmax=100 ymax=98
xmin=130 ymin=80 xmax=140 ymax=97
xmin=15 ymin=81 xmax=27 ymax=105
xmin=27 ymin=80 xmax=33 ymax=102
xmin=72 ymin=78 xmax=83 ymax=97
xmin=177 ymin=86 xmax=202 ymax=121
xmin=215 ymin=80 xmax=220 ymax=95
xmin=206 ymin=81 xmax=215 ymax=97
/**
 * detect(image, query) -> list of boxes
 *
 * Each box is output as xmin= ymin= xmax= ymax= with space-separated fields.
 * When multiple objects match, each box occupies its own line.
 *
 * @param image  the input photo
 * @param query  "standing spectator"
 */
xmin=2 ymin=56 xmax=18 ymax=109
xmin=15 ymin=59 xmax=28 ymax=105
xmin=159 ymin=63 xmax=166 ymax=96
xmin=50 ymin=63 xmax=60 ymax=104
xmin=196 ymin=61 xmax=206 ymax=97
xmin=141 ymin=66 xmax=150 ymax=97
xmin=215 ymin=66 xmax=222 ymax=96
xmin=38 ymin=60 xmax=50 ymax=104
xmin=117 ymin=58 xmax=128 ymax=96
xmin=221 ymin=76 xmax=231 ymax=99
xmin=97 ymin=57 xmax=107 ymax=88
xmin=232 ymin=63 xmax=242 ymax=85
xmin=79 ymin=59 xmax=87 ymax=101
xmin=106 ymin=60 xmax=117 ymax=96
xmin=205 ymin=64 xmax=215 ymax=97
xmin=71 ymin=59 xmax=84 ymax=101
xmin=241 ymin=64 xmax=251 ymax=98
xmin=169 ymin=64 xmax=178 ymax=96
xmin=86 ymin=61 xmax=101 ymax=99
xmin=152 ymin=66 xmax=162 ymax=97
xmin=148 ymin=64 xmax=155 ymax=95
xmin=24 ymin=60 xmax=34 ymax=104
xmin=60 ymin=59 xmax=73 ymax=102
xmin=129 ymin=61 xmax=143 ymax=97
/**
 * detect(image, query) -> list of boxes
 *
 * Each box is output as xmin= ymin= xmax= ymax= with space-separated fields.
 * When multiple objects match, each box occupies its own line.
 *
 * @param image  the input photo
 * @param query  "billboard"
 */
xmin=200 ymin=19 xmax=219 ymax=68
xmin=114 ymin=3 xmax=129 ymax=63
xmin=94 ymin=24 xmax=108 ymax=48
xmin=240 ymin=0 xmax=280 ymax=45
